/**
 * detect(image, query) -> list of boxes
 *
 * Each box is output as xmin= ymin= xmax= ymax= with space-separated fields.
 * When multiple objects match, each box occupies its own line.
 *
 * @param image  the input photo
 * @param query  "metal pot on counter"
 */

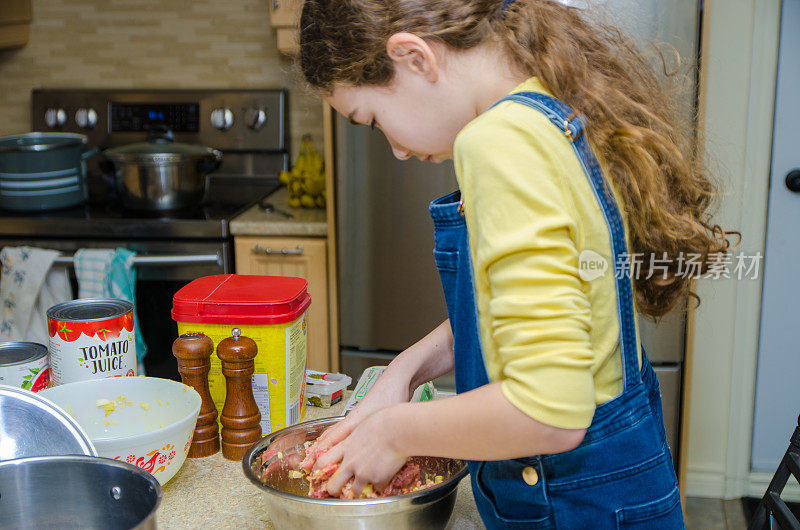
xmin=104 ymin=125 xmax=222 ymax=211
xmin=0 ymin=456 xmax=161 ymax=529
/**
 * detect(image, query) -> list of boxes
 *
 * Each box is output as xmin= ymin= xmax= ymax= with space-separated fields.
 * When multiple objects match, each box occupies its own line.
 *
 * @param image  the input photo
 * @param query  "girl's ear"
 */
xmin=386 ymin=33 xmax=439 ymax=82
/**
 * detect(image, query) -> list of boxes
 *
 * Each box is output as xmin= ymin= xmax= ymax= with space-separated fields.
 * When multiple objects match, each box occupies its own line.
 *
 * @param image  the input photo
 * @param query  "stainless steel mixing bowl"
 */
xmin=0 ymin=455 xmax=161 ymax=529
xmin=242 ymin=416 xmax=469 ymax=530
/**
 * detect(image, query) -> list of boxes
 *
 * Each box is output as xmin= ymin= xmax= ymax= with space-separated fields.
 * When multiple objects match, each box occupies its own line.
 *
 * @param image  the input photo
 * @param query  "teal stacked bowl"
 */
xmin=0 ymin=132 xmax=95 ymax=211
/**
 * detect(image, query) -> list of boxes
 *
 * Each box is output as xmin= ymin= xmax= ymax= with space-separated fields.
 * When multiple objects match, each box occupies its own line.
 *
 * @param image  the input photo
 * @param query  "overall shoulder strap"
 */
xmin=492 ymin=91 xmax=641 ymax=390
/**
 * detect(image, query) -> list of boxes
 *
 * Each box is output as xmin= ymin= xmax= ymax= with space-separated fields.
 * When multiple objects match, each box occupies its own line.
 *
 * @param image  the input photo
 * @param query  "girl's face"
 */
xmin=324 ymin=34 xmax=480 ymax=163
xmin=326 ymin=79 xmax=468 ymax=163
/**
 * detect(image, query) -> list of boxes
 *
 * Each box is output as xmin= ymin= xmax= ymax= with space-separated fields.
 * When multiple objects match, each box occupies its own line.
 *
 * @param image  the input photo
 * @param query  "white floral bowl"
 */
xmin=40 ymin=376 xmax=201 ymax=485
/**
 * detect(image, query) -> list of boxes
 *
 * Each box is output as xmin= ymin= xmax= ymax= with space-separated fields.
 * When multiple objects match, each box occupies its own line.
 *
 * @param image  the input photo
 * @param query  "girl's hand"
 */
xmin=317 ymin=318 xmax=454 ymax=450
xmin=315 ymin=367 xmax=413 ymax=450
xmin=313 ymin=408 xmax=408 ymax=497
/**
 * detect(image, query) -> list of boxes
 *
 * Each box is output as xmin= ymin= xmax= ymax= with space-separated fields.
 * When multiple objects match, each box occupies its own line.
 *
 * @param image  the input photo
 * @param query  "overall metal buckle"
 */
xmin=564 ymin=112 xmax=583 ymax=142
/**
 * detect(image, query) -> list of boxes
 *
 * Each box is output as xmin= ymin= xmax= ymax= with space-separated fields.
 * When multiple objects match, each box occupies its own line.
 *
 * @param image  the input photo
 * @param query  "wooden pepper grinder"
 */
xmin=217 ymin=328 xmax=262 ymax=460
xmin=172 ymin=332 xmax=220 ymax=457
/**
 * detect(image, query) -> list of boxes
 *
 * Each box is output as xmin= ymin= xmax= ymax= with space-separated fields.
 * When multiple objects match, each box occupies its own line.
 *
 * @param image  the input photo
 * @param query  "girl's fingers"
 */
xmin=319 ymin=419 xmax=356 ymax=447
xmin=313 ymin=442 xmax=344 ymax=472
xmin=325 ymin=466 xmax=352 ymax=497
xmin=350 ymin=476 xmax=368 ymax=499
xmin=372 ymin=475 xmax=392 ymax=495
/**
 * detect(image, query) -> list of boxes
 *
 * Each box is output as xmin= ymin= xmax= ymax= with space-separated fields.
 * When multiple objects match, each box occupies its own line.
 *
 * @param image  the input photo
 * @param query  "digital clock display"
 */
xmin=110 ymin=102 xmax=199 ymax=133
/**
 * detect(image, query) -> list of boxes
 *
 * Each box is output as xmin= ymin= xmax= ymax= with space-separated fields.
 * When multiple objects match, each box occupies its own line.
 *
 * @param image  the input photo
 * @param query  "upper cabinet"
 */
xmin=268 ymin=0 xmax=301 ymax=55
xmin=0 ymin=0 xmax=32 ymax=50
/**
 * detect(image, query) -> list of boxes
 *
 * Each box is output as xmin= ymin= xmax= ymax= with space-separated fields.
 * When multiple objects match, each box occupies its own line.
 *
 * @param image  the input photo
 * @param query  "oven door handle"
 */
xmin=53 ymin=253 xmax=223 ymax=267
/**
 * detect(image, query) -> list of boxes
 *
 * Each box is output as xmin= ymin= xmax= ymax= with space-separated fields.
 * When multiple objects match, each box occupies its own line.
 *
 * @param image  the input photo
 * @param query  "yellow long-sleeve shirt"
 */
xmin=454 ymin=77 xmax=642 ymax=430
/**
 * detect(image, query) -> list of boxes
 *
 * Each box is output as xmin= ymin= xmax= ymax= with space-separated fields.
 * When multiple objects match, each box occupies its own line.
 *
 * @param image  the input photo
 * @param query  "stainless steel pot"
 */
xmin=0 ymin=455 xmax=161 ymax=529
xmin=104 ymin=126 xmax=222 ymax=211
xmin=242 ymin=417 xmax=469 ymax=530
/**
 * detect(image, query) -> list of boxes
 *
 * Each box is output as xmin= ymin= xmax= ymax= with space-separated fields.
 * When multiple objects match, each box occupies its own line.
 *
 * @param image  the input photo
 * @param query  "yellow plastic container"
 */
xmin=172 ymin=274 xmax=311 ymax=434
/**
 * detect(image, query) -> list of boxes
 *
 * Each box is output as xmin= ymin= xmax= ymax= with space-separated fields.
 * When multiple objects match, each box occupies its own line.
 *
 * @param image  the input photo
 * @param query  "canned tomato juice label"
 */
xmin=47 ymin=299 xmax=138 ymax=386
xmin=0 ymin=342 xmax=50 ymax=392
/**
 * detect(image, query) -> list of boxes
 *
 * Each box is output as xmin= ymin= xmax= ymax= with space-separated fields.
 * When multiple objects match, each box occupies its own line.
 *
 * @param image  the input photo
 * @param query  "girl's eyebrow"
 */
xmin=347 ymin=110 xmax=359 ymax=125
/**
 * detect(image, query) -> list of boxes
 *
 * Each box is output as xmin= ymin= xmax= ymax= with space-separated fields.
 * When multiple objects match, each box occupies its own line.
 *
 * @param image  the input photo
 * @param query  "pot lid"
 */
xmin=0 ymin=385 xmax=97 ymax=461
xmin=0 ymin=132 xmax=87 ymax=153
xmin=104 ymin=126 xmax=221 ymax=164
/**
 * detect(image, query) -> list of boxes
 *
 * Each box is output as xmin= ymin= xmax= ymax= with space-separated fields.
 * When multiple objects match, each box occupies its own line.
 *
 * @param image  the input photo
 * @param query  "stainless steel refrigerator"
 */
xmin=336 ymin=0 xmax=702 ymax=463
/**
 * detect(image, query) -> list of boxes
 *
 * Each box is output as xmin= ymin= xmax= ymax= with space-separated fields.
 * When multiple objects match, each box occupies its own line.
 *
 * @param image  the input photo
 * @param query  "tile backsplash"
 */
xmin=0 ymin=0 xmax=322 ymax=158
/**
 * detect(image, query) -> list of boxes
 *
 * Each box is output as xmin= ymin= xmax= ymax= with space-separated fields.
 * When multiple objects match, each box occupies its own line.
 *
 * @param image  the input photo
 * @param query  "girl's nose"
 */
xmin=391 ymin=146 xmax=412 ymax=160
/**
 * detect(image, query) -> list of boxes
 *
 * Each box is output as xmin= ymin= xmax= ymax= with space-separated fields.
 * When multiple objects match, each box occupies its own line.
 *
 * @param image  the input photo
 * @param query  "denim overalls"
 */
xmin=429 ymin=92 xmax=684 ymax=529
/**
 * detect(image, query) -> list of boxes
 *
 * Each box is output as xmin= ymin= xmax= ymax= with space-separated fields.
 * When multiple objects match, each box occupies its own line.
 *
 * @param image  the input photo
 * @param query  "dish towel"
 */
xmin=0 ymin=246 xmax=73 ymax=344
xmin=73 ymin=248 xmax=147 ymax=374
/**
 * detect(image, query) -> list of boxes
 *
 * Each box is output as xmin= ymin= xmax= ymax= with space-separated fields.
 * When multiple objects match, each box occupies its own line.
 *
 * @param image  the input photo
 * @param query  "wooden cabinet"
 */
xmin=267 ymin=0 xmax=300 ymax=55
xmin=234 ymin=236 xmax=330 ymax=371
xmin=0 ymin=0 xmax=32 ymax=50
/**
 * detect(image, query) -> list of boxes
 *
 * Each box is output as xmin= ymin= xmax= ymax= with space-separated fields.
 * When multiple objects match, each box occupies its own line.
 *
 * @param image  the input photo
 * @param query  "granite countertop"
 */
xmin=158 ymin=392 xmax=484 ymax=529
xmin=230 ymin=187 xmax=328 ymax=237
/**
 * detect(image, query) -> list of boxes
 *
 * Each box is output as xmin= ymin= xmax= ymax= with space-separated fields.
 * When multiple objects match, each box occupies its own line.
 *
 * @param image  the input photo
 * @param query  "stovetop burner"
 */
xmin=0 ymin=175 xmax=281 ymax=240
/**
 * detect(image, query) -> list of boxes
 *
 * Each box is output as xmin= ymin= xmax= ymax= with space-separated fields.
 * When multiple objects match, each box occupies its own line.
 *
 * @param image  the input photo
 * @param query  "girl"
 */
xmin=298 ymin=0 xmax=732 ymax=527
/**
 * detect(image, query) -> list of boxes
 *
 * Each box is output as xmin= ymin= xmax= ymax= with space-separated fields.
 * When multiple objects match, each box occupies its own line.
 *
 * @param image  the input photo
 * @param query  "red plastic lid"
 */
xmin=171 ymin=274 xmax=311 ymax=325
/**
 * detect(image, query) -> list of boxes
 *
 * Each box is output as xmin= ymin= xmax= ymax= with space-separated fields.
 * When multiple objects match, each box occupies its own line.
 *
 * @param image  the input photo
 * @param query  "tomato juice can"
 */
xmin=0 ymin=342 xmax=50 ymax=392
xmin=47 ymin=298 xmax=137 ymax=386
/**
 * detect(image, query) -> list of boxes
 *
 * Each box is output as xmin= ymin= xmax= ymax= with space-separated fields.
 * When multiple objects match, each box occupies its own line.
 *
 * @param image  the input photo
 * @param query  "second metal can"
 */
xmin=0 ymin=342 xmax=50 ymax=392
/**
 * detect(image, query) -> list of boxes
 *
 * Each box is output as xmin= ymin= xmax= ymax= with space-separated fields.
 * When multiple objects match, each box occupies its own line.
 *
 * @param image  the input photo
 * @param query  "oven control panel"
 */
xmin=31 ymin=89 xmax=288 ymax=152
xmin=110 ymin=102 xmax=200 ymax=133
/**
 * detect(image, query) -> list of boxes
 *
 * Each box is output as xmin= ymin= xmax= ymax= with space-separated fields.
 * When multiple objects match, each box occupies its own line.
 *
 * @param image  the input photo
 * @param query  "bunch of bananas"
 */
xmin=280 ymin=135 xmax=326 ymax=208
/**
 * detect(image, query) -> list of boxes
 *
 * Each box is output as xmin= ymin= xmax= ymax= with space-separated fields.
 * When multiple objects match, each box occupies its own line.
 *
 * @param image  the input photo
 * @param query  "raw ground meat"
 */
xmin=296 ymin=440 xmax=437 ymax=499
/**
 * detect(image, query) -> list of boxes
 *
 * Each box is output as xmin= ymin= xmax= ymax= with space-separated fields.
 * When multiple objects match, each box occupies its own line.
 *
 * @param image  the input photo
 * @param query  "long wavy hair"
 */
xmin=298 ymin=0 xmax=736 ymax=318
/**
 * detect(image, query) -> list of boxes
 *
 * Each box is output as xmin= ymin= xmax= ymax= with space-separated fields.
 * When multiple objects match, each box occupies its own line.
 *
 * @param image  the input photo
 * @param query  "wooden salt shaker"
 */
xmin=172 ymin=332 xmax=220 ymax=457
xmin=217 ymin=328 xmax=262 ymax=460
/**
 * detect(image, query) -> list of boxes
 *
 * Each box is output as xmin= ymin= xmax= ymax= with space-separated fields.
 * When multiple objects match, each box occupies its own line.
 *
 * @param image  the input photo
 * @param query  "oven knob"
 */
xmin=44 ymin=108 xmax=67 ymax=128
xmin=75 ymin=108 xmax=98 ymax=129
xmin=210 ymin=108 xmax=234 ymax=130
xmin=244 ymin=108 xmax=267 ymax=131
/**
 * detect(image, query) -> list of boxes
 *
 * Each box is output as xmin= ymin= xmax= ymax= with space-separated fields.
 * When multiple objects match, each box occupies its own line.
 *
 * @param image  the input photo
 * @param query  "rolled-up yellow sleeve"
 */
xmin=454 ymin=105 xmax=596 ymax=429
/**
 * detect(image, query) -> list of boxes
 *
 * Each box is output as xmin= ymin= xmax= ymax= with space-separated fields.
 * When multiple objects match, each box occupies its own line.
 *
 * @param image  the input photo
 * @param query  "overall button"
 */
xmin=522 ymin=466 xmax=539 ymax=485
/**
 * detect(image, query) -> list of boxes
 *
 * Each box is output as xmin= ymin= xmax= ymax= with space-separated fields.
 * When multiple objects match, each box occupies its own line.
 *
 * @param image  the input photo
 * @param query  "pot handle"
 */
xmin=196 ymin=152 xmax=222 ymax=175
xmin=146 ymin=124 xmax=175 ymax=144
xmin=81 ymin=147 xmax=99 ymax=160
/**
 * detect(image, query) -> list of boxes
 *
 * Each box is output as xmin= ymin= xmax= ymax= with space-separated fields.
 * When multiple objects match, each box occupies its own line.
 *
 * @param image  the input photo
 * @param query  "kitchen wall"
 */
xmin=686 ymin=0 xmax=780 ymax=499
xmin=0 ymin=0 xmax=322 ymax=157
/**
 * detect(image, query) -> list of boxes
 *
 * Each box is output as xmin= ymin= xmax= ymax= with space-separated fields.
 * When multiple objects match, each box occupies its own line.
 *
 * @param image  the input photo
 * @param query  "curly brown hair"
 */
xmin=299 ymin=0 xmax=736 ymax=318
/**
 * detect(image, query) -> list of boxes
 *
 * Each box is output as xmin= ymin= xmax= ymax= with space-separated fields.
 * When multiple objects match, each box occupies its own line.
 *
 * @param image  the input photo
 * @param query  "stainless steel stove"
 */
xmin=1 ymin=88 xmax=288 ymax=241
xmin=0 ymin=88 xmax=290 ymax=378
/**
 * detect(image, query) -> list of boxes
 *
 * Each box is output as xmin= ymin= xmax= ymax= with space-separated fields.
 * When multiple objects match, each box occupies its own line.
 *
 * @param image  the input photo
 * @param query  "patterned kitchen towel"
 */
xmin=0 ymin=246 xmax=72 ymax=344
xmin=73 ymin=248 xmax=147 ymax=373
